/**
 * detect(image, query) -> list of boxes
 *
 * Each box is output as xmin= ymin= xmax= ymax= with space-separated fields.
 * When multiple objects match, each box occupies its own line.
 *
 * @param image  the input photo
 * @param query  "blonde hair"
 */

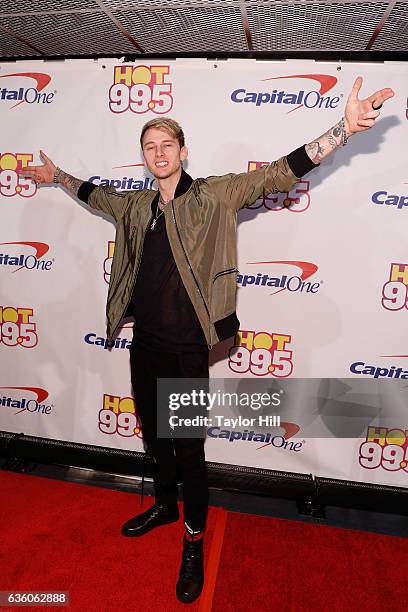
xmin=140 ymin=118 xmax=185 ymax=149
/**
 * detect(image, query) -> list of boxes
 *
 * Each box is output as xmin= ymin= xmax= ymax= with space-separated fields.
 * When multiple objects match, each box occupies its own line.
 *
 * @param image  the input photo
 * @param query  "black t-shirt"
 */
xmin=130 ymin=170 xmax=208 ymax=352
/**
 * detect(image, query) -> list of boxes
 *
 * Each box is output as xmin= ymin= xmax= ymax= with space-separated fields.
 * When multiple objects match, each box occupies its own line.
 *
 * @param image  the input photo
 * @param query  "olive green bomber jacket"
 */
xmin=83 ymin=152 xmax=308 ymax=348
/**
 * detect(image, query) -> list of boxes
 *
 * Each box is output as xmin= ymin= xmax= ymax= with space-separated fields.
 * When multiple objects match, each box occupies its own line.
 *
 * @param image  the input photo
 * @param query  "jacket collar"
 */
xmin=175 ymin=168 xmax=193 ymax=198
xmin=151 ymin=168 xmax=193 ymax=214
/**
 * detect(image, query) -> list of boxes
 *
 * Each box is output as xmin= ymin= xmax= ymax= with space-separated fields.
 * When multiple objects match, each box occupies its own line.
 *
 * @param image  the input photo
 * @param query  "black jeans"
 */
xmin=129 ymin=344 xmax=209 ymax=532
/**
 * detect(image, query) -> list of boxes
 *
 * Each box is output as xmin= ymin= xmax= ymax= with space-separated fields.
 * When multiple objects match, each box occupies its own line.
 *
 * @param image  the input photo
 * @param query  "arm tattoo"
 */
xmin=54 ymin=167 xmax=84 ymax=196
xmin=305 ymin=141 xmax=325 ymax=164
xmin=305 ymin=118 xmax=347 ymax=164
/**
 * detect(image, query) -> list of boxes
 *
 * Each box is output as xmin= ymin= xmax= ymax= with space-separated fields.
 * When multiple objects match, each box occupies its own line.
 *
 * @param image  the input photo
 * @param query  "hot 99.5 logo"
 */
xmin=0 ymin=306 xmax=38 ymax=348
xmin=359 ymin=426 xmax=408 ymax=473
xmin=382 ymin=263 xmax=408 ymax=311
xmin=247 ymin=161 xmax=310 ymax=212
xmin=0 ymin=152 xmax=37 ymax=198
xmin=109 ymin=65 xmax=173 ymax=115
xmin=98 ymin=394 xmax=142 ymax=439
xmin=228 ymin=329 xmax=294 ymax=377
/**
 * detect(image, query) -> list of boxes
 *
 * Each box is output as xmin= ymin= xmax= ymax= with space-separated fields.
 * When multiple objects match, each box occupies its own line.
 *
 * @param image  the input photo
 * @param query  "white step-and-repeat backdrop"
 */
xmin=0 ymin=58 xmax=407 ymax=488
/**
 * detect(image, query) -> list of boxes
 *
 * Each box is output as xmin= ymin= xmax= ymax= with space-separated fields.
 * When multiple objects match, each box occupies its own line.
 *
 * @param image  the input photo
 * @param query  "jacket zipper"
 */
xmin=213 ymin=267 xmax=238 ymax=283
xmin=110 ymin=217 xmax=151 ymax=341
xmin=171 ymin=201 xmax=213 ymax=350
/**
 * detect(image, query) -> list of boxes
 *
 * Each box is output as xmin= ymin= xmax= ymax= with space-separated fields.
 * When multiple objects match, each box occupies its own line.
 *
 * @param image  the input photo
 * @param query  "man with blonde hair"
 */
xmin=24 ymin=76 xmax=393 ymax=604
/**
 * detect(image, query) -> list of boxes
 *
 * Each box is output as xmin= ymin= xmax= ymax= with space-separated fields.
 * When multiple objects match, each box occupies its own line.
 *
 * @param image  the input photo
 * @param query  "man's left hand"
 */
xmin=344 ymin=76 xmax=395 ymax=137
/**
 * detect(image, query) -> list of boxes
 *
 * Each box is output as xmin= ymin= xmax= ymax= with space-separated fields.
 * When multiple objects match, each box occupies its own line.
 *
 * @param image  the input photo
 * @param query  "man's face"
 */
xmin=142 ymin=127 xmax=188 ymax=180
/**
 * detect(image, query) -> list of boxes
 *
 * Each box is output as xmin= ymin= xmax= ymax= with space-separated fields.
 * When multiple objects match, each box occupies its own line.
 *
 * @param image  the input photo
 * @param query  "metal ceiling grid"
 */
xmin=372 ymin=0 xmax=408 ymax=48
xmin=0 ymin=0 xmax=100 ymax=14
xmin=114 ymin=6 xmax=248 ymax=53
xmin=103 ymin=0 xmax=240 ymax=7
xmin=0 ymin=26 xmax=41 ymax=56
xmin=246 ymin=1 xmax=390 ymax=51
xmin=0 ymin=10 xmax=138 ymax=55
xmin=0 ymin=0 xmax=406 ymax=57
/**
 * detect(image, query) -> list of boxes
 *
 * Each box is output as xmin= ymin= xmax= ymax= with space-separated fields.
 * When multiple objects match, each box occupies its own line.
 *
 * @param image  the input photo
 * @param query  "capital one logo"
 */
xmin=247 ymin=161 xmax=311 ymax=212
xmin=0 ymin=386 xmax=53 ymax=415
xmin=237 ymin=260 xmax=321 ymax=295
xmin=109 ymin=65 xmax=173 ymax=114
xmin=89 ymin=162 xmax=154 ymax=191
xmin=382 ymin=263 xmax=408 ymax=311
xmin=208 ymin=421 xmax=304 ymax=452
xmin=231 ymin=74 xmax=341 ymax=113
xmin=0 ymin=72 xmax=55 ymax=109
xmin=0 ymin=242 xmax=53 ymax=272
xmin=372 ymin=188 xmax=408 ymax=211
xmin=350 ymin=356 xmax=408 ymax=379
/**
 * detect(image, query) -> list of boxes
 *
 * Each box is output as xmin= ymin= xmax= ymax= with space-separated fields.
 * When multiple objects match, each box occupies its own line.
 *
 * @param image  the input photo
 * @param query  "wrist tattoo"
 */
xmin=339 ymin=117 xmax=349 ymax=146
xmin=54 ymin=167 xmax=83 ymax=196
xmin=305 ymin=119 xmax=347 ymax=164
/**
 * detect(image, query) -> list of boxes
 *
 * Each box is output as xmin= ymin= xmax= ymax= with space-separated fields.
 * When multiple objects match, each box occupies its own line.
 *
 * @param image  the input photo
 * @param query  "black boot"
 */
xmin=176 ymin=535 xmax=204 ymax=603
xmin=121 ymin=502 xmax=179 ymax=537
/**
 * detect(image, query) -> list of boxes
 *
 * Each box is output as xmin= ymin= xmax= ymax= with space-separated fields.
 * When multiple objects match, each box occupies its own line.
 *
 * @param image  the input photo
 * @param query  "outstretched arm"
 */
xmin=20 ymin=151 xmax=130 ymax=221
xmin=305 ymin=76 xmax=394 ymax=164
xmin=21 ymin=151 xmax=84 ymax=197
xmin=208 ymin=76 xmax=395 ymax=211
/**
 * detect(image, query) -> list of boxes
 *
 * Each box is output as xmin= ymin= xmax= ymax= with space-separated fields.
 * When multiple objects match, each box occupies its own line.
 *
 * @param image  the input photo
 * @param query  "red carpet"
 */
xmin=0 ymin=471 xmax=213 ymax=611
xmin=1 ymin=470 xmax=408 ymax=611
xmin=212 ymin=514 xmax=408 ymax=612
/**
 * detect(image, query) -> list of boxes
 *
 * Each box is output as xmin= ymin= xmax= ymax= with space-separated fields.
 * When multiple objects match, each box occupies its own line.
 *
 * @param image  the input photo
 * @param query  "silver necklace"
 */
xmin=150 ymin=194 xmax=169 ymax=230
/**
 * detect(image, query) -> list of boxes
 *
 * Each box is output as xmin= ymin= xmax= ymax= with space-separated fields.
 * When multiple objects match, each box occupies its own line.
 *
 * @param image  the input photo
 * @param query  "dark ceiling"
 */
xmin=0 ymin=1 xmax=407 ymax=59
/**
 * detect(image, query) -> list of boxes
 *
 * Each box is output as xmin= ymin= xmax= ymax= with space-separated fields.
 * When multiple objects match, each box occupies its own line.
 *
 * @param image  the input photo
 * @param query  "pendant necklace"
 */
xmin=150 ymin=194 xmax=169 ymax=230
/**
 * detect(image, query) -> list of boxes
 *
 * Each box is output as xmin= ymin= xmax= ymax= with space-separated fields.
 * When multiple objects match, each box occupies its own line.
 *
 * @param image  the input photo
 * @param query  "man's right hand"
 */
xmin=20 ymin=150 xmax=56 ymax=184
